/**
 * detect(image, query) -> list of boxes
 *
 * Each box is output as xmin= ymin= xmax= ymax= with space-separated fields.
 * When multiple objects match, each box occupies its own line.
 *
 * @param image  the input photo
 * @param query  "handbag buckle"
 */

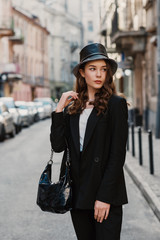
xmin=48 ymin=160 xmax=53 ymax=165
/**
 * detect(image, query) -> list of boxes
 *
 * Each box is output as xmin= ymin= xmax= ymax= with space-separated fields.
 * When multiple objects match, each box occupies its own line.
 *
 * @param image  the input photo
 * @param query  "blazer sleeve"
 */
xmin=50 ymin=110 xmax=67 ymax=152
xmin=96 ymin=97 xmax=128 ymax=204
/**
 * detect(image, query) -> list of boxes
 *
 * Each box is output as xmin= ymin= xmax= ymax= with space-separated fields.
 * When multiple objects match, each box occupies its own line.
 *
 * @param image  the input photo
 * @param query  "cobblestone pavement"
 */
xmin=125 ymin=127 xmax=160 ymax=221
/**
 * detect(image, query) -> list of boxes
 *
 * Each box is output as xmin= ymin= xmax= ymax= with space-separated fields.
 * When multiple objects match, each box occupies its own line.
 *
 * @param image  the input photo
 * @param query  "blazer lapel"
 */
xmin=70 ymin=113 xmax=80 ymax=155
xmin=82 ymin=107 xmax=102 ymax=153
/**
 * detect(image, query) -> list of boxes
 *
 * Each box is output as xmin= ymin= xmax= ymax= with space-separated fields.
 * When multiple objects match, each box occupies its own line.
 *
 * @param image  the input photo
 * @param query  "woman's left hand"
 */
xmin=94 ymin=200 xmax=111 ymax=223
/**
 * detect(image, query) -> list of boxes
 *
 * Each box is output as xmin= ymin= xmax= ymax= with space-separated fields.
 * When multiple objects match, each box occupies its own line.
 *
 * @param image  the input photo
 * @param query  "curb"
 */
xmin=125 ymin=162 xmax=160 ymax=222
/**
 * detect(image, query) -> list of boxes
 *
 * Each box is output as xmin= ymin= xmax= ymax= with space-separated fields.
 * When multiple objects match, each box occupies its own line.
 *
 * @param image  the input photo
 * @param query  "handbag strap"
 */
xmin=48 ymin=148 xmax=54 ymax=165
xmin=48 ymin=139 xmax=70 ymax=166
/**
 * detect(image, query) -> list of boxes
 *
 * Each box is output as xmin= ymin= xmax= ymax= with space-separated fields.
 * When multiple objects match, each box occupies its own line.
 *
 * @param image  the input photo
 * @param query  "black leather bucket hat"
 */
xmin=72 ymin=43 xmax=118 ymax=77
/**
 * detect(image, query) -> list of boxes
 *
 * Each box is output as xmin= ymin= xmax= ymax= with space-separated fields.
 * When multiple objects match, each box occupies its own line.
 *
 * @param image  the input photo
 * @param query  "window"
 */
xmin=88 ymin=1 xmax=93 ymax=11
xmin=88 ymin=21 xmax=93 ymax=32
xmin=88 ymin=40 xmax=93 ymax=44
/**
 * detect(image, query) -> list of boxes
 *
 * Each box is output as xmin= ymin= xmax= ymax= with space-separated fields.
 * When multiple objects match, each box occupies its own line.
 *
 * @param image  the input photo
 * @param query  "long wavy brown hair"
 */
xmin=68 ymin=61 xmax=117 ymax=115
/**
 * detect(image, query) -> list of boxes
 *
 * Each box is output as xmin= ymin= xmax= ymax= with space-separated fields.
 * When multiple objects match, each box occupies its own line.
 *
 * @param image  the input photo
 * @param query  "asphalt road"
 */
xmin=0 ymin=119 xmax=160 ymax=240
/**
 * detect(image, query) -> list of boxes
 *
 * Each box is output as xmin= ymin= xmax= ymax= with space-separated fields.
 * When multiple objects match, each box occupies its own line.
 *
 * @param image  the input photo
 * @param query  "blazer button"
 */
xmin=94 ymin=157 xmax=100 ymax=163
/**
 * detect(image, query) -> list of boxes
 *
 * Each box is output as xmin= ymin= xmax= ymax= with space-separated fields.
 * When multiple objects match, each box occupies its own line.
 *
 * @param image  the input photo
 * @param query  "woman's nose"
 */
xmin=96 ymin=70 xmax=101 ymax=77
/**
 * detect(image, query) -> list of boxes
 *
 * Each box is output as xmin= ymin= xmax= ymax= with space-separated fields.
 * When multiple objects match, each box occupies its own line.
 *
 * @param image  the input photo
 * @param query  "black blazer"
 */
xmin=50 ymin=94 xmax=128 ymax=209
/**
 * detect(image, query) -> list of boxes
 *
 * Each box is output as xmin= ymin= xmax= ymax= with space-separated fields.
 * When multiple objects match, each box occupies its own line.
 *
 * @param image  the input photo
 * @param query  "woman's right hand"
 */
xmin=55 ymin=91 xmax=78 ymax=112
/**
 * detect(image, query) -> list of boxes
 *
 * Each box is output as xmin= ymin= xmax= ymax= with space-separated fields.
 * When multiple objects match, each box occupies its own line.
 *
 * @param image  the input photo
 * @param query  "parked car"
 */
xmin=34 ymin=102 xmax=46 ymax=120
xmin=26 ymin=102 xmax=39 ymax=122
xmin=0 ymin=97 xmax=22 ymax=133
xmin=0 ymin=102 xmax=16 ymax=141
xmin=25 ymin=103 xmax=34 ymax=124
xmin=15 ymin=101 xmax=31 ymax=127
xmin=34 ymin=98 xmax=54 ymax=118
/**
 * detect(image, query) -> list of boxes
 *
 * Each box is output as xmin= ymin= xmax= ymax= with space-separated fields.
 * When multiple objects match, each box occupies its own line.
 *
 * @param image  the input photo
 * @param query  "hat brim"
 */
xmin=72 ymin=54 xmax=118 ymax=77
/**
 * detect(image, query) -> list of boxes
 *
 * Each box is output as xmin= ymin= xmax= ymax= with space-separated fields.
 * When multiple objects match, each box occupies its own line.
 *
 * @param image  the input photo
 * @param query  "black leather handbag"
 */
xmin=36 ymin=147 xmax=72 ymax=214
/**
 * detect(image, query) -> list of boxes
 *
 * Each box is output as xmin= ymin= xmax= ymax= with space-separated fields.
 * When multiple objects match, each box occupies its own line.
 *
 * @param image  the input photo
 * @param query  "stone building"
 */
xmin=43 ymin=0 xmax=82 ymax=99
xmin=11 ymin=6 xmax=50 ymax=101
xmin=81 ymin=0 xmax=100 ymax=45
xmin=12 ymin=0 xmax=83 ymax=100
xmin=0 ymin=0 xmax=20 ymax=97
xmin=0 ymin=0 xmax=50 ymax=101
xmin=100 ymin=0 xmax=159 ymax=136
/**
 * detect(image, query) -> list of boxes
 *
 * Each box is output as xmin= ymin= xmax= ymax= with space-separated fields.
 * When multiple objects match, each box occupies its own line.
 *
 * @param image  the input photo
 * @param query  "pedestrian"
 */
xmin=50 ymin=43 xmax=128 ymax=240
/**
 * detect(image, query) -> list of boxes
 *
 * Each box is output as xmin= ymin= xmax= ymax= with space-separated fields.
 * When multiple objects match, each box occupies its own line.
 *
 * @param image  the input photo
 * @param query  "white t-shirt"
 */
xmin=79 ymin=108 xmax=93 ymax=152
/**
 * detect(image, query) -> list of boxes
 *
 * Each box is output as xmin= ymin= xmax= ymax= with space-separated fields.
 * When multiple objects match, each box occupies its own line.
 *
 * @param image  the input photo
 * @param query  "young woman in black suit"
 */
xmin=50 ymin=43 xmax=128 ymax=240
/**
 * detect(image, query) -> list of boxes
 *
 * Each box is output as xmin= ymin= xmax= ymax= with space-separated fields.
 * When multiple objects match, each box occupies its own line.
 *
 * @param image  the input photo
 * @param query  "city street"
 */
xmin=0 ymin=119 xmax=160 ymax=240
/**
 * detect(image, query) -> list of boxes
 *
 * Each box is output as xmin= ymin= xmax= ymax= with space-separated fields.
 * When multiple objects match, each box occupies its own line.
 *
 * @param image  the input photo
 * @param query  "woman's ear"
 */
xmin=79 ymin=69 xmax=85 ymax=78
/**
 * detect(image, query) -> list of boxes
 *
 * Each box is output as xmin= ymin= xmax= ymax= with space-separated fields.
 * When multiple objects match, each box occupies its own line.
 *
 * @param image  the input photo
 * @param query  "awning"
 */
xmin=0 ymin=72 xmax=22 ymax=82
xmin=0 ymin=63 xmax=22 ymax=82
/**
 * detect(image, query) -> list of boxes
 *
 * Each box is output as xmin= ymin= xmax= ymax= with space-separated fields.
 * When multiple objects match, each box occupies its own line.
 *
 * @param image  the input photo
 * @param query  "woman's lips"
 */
xmin=95 ymin=80 xmax=102 ymax=84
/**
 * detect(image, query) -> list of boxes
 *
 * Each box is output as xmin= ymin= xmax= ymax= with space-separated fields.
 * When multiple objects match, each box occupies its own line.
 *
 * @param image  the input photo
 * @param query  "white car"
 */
xmin=0 ymin=97 xmax=22 ymax=133
xmin=15 ymin=101 xmax=30 ymax=127
xmin=34 ymin=102 xmax=46 ymax=120
xmin=26 ymin=102 xmax=39 ymax=123
xmin=0 ymin=102 xmax=16 ymax=141
xmin=34 ymin=98 xmax=54 ymax=118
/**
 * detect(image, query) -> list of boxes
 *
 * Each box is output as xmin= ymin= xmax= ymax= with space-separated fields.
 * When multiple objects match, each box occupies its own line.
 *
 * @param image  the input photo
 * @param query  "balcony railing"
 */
xmin=9 ymin=28 xmax=24 ymax=45
xmin=22 ymin=75 xmax=49 ymax=88
xmin=0 ymin=18 xmax=14 ymax=37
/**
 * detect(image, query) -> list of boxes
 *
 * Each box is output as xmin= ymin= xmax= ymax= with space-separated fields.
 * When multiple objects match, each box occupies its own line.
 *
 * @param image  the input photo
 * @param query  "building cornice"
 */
xmin=112 ymin=29 xmax=147 ymax=43
xmin=144 ymin=0 xmax=154 ymax=10
xmin=12 ymin=6 xmax=50 ymax=34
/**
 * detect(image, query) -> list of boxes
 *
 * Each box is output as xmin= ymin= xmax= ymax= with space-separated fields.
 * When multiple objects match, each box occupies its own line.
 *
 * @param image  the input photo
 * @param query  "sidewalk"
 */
xmin=125 ymin=127 xmax=160 ymax=221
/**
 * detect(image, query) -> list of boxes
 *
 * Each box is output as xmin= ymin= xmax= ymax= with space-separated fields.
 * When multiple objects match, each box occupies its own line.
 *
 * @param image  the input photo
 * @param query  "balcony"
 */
xmin=35 ymin=76 xmax=45 ymax=87
xmin=111 ymin=28 xmax=147 ymax=56
xmin=0 ymin=19 xmax=14 ymax=37
xmin=9 ymin=28 xmax=24 ymax=45
xmin=23 ymin=75 xmax=49 ymax=88
xmin=23 ymin=75 xmax=36 ymax=86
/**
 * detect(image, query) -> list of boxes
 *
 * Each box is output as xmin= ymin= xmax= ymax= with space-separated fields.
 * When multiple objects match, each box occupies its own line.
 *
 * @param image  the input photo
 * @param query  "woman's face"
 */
xmin=79 ymin=59 xmax=108 ymax=92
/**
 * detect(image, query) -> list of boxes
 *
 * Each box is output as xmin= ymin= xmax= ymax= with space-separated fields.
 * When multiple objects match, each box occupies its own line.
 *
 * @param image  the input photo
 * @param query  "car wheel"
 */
xmin=10 ymin=126 xmax=16 ymax=138
xmin=0 ymin=124 xmax=5 ymax=142
xmin=18 ymin=124 xmax=22 ymax=132
xmin=15 ymin=124 xmax=20 ymax=134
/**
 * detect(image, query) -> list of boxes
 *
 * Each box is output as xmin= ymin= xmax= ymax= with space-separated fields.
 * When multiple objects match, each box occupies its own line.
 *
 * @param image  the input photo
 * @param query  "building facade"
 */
xmin=0 ymin=0 xmax=17 ymax=97
xmin=12 ymin=0 xmax=83 ymax=100
xmin=0 ymin=0 xmax=50 ymax=101
xmin=44 ymin=0 xmax=82 ymax=99
xmin=81 ymin=0 xmax=101 ymax=46
xmin=11 ymin=6 xmax=50 ymax=101
xmin=100 ymin=0 xmax=159 ymax=136
xmin=10 ymin=0 xmax=101 ymax=100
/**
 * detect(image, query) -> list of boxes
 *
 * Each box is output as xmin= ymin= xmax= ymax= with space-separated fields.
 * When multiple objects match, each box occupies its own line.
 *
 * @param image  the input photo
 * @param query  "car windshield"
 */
xmin=2 ymin=101 xmax=14 ymax=108
xmin=17 ymin=105 xmax=28 ymax=110
xmin=34 ymin=99 xmax=51 ymax=106
xmin=43 ymin=101 xmax=51 ymax=105
xmin=35 ymin=102 xmax=43 ymax=107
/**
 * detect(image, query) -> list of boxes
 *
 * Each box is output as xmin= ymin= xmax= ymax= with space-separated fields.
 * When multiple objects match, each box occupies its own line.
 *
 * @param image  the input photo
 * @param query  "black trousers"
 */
xmin=70 ymin=205 xmax=123 ymax=240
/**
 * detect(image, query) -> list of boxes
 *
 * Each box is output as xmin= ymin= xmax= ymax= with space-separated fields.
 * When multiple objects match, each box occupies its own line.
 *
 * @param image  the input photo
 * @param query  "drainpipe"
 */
xmin=80 ymin=0 xmax=84 ymax=48
xmin=156 ymin=0 xmax=160 ymax=138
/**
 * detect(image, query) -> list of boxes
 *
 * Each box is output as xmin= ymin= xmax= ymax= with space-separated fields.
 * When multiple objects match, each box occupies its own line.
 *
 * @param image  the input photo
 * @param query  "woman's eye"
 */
xmin=89 ymin=68 xmax=95 ymax=71
xmin=102 ymin=68 xmax=107 ymax=71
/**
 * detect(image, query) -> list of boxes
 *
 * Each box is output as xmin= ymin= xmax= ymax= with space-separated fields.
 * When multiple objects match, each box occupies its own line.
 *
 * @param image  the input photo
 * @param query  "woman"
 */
xmin=50 ymin=43 xmax=128 ymax=240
